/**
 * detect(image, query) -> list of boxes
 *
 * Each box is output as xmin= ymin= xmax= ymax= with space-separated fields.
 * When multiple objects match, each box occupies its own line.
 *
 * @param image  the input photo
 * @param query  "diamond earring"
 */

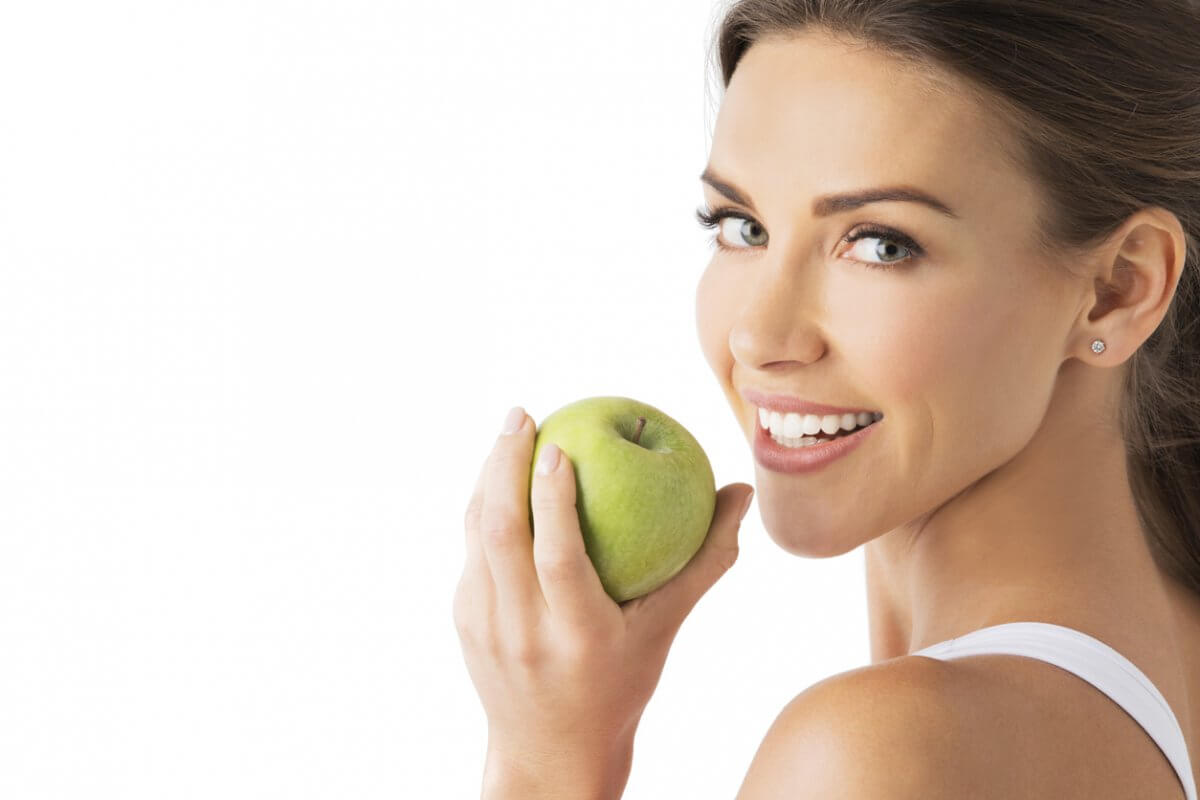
xmin=1091 ymin=339 xmax=1106 ymax=354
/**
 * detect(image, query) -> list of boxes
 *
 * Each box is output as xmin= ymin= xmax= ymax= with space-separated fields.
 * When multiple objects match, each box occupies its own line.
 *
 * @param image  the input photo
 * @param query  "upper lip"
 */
xmin=741 ymin=388 xmax=880 ymax=418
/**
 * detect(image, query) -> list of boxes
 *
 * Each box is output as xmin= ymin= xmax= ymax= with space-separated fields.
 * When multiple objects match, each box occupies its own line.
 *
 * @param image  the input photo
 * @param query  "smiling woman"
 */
xmin=454 ymin=2 xmax=1200 ymax=798
xmin=689 ymin=1 xmax=1200 ymax=799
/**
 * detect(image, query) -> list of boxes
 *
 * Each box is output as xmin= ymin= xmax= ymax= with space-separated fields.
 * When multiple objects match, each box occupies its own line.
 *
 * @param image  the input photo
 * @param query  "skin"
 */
xmin=694 ymin=28 xmax=1190 ymax=675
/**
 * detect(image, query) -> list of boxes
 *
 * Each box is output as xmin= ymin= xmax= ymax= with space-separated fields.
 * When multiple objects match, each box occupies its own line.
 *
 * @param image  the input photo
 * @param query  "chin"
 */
xmin=762 ymin=511 xmax=861 ymax=558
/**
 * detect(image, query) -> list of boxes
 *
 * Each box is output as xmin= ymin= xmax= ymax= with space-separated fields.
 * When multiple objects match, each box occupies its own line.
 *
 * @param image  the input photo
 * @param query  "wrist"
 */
xmin=481 ymin=732 xmax=635 ymax=800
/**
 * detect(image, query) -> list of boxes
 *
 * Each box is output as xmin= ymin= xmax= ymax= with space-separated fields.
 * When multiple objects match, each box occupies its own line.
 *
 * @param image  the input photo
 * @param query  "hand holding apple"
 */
xmin=452 ymin=401 xmax=754 ymax=796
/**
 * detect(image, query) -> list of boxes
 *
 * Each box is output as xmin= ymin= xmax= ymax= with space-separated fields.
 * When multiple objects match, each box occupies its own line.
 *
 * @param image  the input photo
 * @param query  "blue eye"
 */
xmin=694 ymin=205 xmax=925 ymax=270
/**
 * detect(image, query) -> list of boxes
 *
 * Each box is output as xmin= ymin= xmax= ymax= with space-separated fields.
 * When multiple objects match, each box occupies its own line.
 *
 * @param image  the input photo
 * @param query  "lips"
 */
xmin=753 ymin=413 xmax=880 ymax=474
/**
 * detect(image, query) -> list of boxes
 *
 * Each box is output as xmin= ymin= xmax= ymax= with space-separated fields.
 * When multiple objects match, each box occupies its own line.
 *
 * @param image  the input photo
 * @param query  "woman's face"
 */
xmin=696 ymin=32 xmax=1082 ymax=557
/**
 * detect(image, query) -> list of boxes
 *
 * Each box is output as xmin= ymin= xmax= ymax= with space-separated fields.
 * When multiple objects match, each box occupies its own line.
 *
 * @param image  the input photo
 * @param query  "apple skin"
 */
xmin=528 ymin=396 xmax=716 ymax=604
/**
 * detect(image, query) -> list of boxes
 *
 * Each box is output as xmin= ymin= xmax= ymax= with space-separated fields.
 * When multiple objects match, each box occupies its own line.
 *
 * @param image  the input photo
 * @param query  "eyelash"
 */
xmin=694 ymin=205 xmax=926 ymax=270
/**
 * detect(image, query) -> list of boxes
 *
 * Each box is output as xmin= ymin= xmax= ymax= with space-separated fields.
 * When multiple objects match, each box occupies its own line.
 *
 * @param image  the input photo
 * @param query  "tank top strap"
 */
xmin=912 ymin=621 xmax=1195 ymax=800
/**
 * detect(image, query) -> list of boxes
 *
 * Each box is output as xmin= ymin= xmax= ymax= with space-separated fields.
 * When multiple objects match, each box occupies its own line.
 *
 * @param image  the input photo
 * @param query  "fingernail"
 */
xmin=535 ymin=443 xmax=560 ymax=475
xmin=739 ymin=489 xmax=755 ymax=521
xmin=501 ymin=406 xmax=525 ymax=435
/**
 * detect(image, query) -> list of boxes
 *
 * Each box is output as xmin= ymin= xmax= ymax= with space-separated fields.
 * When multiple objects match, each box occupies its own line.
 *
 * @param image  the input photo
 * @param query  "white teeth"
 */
xmin=757 ymin=406 xmax=882 ymax=440
xmin=784 ymin=413 xmax=803 ymax=438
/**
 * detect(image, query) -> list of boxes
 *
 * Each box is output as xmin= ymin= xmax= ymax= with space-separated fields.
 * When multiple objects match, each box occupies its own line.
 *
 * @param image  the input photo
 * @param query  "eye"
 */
xmin=843 ymin=225 xmax=925 ymax=268
xmin=694 ymin=207 xmax=767 ymax=250
xmin=694 ymin=206 xmax=925 ymax=270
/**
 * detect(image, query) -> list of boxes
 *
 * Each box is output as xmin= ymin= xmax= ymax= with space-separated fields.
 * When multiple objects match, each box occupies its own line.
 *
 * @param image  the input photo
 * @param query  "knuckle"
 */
xmin=715 ymin=546 xmax=739 ymax=574
xmin=535 ymin=549 xmax=587 ymax=585
xmin=529 ymin=486 xmax=559 ymax=514
xmin=464 ymin=495 xmax=484 ymax=531
xmin=453 ymin=614 xmax=478 ymax=649
xmin=451 ymin=583 xmax=475 ymax=633
xmin=561 ymin=626 xmax=606 ymax=661
xmin=490 ymin=445 xmax=523 ymax=473
xmin=480 ymin=516 xmax=519 ymax=546
xmin=504 ymin=633 xmax=542 ymax=668
xmin=453 ymin=613 xmax=476 ymax=644
xmin=559 ymin=635 xmax=596 ymax=667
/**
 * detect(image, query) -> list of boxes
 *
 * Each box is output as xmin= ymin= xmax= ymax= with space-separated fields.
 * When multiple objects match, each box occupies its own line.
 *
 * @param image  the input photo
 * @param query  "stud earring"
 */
xmin=1091 ymin=339 xmax=1106 ymax=354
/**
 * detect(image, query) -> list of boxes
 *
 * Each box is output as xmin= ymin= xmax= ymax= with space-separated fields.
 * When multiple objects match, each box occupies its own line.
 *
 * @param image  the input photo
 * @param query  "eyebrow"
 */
xmin=699 ymin=168 xmax=960 ymax=220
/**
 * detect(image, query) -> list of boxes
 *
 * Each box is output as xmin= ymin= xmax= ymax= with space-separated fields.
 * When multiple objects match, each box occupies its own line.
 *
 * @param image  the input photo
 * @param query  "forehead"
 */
xmin=710 ymin=33 xmax=1030 ymax=219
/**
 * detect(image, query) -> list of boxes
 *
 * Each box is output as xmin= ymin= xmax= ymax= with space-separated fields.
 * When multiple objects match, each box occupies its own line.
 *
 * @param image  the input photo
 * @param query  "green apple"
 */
xmin=528 ymin=396 xmax=716 ymax=604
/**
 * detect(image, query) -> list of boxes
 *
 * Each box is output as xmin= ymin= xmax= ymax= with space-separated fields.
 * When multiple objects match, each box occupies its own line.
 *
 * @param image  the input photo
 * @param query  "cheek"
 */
xmin=873 ymin=281 xmax=1051 ymax=469
xmin=838 ymin=282 xmax=1006 ymax=487
xmin=844 ymin=291 xmax=960 ymax=401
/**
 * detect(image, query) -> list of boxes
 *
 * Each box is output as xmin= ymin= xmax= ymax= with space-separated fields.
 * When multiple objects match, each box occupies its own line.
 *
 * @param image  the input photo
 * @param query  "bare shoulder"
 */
xmin=734 ymin=655 xmax=970 ymax=800
xmin=735 ymin=651 xmax=1189 ymax=800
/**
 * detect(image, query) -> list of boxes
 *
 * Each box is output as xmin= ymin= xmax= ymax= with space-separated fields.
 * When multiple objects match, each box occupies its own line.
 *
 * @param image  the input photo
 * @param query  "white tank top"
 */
xmin=911 ymin=621 xmax=1196 ymax=800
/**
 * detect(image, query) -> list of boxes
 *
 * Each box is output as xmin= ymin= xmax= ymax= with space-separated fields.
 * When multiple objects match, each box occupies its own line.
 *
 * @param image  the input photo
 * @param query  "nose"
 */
xmin=728 ymin=262 xmax=828 ymax=370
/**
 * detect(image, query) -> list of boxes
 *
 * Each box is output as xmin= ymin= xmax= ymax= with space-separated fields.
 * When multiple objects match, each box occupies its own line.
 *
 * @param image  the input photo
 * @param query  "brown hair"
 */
xmin=704 ymin=0 xmax=1200 ymax=592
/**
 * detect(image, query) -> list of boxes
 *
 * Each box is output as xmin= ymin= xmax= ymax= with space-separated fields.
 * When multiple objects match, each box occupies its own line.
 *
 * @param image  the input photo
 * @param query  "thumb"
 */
xmin=628 ymin=483 xmax=755 ymax=641
xmin=699 ymin=483 xmax=755 ymax=576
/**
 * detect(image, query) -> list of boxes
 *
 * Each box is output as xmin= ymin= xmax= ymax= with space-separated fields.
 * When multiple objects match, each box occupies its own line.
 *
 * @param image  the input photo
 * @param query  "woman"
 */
xmin=453 ymin=1 xmax=1200 ymax=797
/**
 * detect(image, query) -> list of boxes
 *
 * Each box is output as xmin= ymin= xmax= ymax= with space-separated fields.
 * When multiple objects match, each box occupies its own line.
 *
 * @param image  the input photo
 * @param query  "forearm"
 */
xmin=480 ymin=733 xmax=635 ymax=800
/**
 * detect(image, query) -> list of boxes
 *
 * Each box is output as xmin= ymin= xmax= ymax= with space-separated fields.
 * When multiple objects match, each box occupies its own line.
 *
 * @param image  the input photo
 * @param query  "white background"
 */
xmin=0 ymin=1 xmax=872 ymax=797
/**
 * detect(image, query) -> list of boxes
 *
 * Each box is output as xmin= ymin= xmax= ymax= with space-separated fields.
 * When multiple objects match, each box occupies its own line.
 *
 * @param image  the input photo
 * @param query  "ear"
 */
xmin=1079 ymin=207 xmax=1187 ymax=361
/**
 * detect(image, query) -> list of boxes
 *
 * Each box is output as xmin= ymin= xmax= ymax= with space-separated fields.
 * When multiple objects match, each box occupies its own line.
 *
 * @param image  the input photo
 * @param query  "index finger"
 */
xmin=528 ymin=440 xmax=617 ymax=631
xmin=479 ymin=408 xmax=545 ymax=626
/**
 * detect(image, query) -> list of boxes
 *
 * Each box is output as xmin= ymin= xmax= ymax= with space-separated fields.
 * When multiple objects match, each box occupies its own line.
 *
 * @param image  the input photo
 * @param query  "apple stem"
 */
xmin=632 ymin=416 xmax=646 ymax=445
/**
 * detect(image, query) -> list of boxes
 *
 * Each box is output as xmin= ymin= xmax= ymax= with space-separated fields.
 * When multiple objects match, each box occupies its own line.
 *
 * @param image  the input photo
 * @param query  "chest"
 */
xmin=935 ymin=654 xmax=1189 ymax=800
